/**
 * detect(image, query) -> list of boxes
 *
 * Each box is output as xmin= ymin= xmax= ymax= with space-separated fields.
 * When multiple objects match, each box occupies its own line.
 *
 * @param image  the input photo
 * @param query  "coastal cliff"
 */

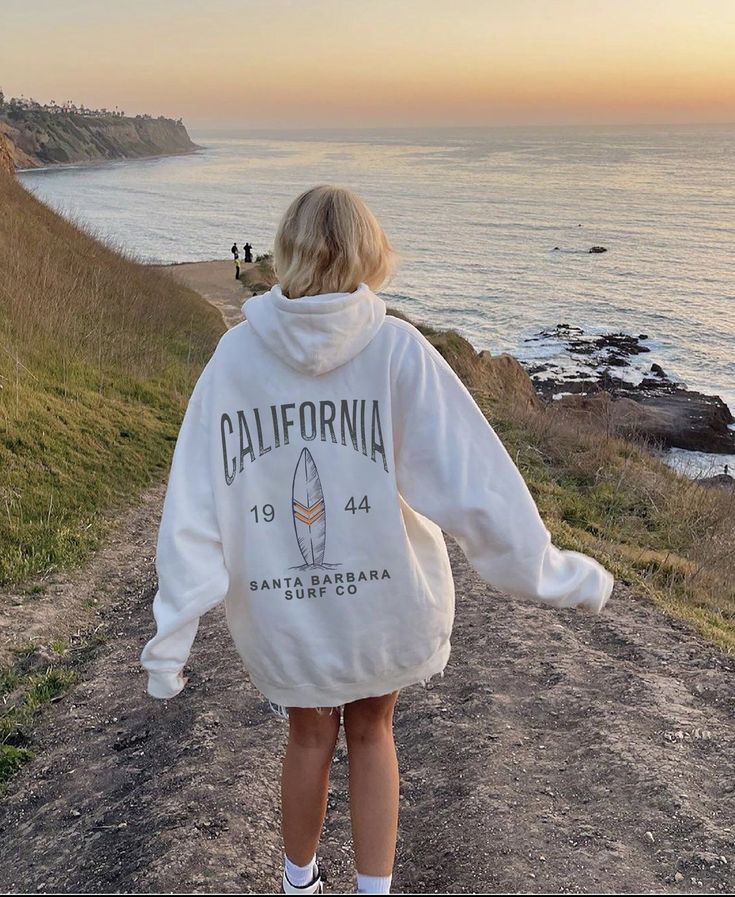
xmin=0 ymin=110 xmax=197 ymax=169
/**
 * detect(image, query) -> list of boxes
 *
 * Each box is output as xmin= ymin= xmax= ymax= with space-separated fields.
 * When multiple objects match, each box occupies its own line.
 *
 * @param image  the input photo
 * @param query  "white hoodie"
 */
xmin=140 ymin=282 xmax=613 ymax=706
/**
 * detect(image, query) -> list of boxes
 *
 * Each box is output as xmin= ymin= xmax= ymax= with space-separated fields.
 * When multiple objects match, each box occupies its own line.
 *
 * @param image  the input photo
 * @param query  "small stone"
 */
xmin=675 ymin=872 xmax=684 ymax=882
xmin=644 ymin=831 xmax=655 ymax=844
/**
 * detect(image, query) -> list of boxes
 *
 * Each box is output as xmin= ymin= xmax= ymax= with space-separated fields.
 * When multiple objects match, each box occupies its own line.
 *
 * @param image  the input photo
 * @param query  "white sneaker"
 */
xmin=282 ymin=862 xmax=325 ymax=894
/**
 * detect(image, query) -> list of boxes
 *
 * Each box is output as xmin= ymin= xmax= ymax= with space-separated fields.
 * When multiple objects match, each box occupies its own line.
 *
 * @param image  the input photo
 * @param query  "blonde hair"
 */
xmin=274 ymin=184 xmax=396 ymax=298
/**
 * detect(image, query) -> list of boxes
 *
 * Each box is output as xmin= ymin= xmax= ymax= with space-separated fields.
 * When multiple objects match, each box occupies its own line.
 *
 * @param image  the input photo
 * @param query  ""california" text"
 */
xmin=221 ymin=398 xmax=389 ymax=485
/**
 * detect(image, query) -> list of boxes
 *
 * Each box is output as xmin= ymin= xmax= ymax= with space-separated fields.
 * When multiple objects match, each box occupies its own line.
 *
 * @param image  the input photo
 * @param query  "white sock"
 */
xmin=357 ymin=872 xmax=392 ymax=894
xmin=284 ymin=853 xmax=318 ymax=888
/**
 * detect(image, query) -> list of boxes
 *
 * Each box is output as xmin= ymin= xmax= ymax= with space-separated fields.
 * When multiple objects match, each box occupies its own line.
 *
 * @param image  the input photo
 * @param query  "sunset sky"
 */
xmin=3 ymin=0 xmax=735 ymax=129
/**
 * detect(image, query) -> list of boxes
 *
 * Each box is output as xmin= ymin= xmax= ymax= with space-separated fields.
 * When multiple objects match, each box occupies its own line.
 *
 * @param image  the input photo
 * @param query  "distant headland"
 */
xmin=0 ymin=90 xmax=198 ymax=169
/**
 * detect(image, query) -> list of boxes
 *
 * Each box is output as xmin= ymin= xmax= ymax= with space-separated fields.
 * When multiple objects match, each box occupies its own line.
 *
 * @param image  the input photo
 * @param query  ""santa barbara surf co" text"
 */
xmin=250 ymin=567 xmax=392 ymax=600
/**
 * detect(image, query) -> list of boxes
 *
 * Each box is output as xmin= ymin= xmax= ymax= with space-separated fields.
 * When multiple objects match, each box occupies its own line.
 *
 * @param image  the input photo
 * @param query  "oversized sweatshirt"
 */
xmin=140 ymin=282 xmax=614 ymax=706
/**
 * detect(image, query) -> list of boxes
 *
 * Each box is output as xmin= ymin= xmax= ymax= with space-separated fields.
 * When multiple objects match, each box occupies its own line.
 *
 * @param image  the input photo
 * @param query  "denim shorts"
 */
xmin=267 ymin=669 xmax=444 ymax=722
xmin=268 ymin=701 xmax=344 ymax=722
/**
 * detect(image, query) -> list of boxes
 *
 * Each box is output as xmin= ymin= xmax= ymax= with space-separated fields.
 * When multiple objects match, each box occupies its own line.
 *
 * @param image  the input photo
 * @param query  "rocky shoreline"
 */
xmin=520 ymin=324 xmax=735 ymax=458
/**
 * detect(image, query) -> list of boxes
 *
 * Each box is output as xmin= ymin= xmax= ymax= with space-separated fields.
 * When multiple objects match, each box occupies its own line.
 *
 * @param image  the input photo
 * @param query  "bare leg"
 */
xmin=281 ymin=706 xmax=341 ymax=865
xmin=343 ymin=691 xmax=400 ymax=876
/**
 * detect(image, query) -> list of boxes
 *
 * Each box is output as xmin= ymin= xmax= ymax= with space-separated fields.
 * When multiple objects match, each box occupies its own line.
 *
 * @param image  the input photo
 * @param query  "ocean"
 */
xmin=18 ymin=125 xmax=735 ymax=458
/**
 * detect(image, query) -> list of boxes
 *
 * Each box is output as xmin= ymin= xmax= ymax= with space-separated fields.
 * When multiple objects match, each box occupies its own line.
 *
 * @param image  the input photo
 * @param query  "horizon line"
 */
xmin=188 ymin=119 xmax=735 ymax=133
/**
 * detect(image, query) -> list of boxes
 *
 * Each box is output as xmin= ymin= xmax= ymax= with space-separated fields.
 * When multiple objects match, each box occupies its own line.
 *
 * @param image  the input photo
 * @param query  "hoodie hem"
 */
xmin=248 ymin=638 xmax=451 ymax=708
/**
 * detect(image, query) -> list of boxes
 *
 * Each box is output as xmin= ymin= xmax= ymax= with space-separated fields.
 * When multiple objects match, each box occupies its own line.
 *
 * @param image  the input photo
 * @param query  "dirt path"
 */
xmin=1 ymin=534 xmax=733 ymax=894
xmin=0 ymin=484 xmax=167 ymax=670
xmin=1 ymin=268 xmax=733 ymax=894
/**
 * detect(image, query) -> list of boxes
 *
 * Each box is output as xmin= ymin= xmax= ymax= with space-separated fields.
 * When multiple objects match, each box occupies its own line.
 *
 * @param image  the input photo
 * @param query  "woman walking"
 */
xmin=140 ymin=185 xmax=613 ymax=894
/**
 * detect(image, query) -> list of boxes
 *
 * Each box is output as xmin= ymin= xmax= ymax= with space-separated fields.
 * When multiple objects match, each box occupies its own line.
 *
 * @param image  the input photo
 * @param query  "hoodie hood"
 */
xmin=242 ymin=282 xmax=386 ymax=376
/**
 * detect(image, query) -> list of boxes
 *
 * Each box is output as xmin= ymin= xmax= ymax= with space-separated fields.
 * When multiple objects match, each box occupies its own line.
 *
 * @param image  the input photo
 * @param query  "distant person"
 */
xmin=141 ymin=184 xmax=614 ymax=897
xmin=234 ymin=256 xmax=241 ymax=280
xmin=243 ymin=242 xmax=253 ymax=263
xmin=231 ymin=242 xmax=239 ymax=260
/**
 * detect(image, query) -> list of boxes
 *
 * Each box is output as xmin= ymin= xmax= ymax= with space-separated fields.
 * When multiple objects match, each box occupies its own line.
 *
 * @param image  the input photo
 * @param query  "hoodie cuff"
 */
xmin=147 ymin=670 xmax=186 ymax=700
xmin=588 ymin=567 xmax=614 ymax=613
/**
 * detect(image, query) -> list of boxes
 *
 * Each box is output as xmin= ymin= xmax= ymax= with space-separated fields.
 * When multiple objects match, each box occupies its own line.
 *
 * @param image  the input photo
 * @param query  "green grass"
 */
xmin=0 ymin=617 xmax=117 ymax=789
xmin=0 ymin=660 xmax=79 ymax=787
xmin=0 ymin=746 xmax=34 ymax=783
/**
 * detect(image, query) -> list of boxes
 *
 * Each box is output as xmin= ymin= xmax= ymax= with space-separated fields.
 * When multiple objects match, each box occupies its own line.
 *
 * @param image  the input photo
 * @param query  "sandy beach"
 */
xmin=151 ymin=259 xmax=270 ymax=329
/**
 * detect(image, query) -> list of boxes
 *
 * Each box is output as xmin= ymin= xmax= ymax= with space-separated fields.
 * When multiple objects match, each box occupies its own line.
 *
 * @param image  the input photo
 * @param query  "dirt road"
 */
xmin=0 ymin=510 xmax=733 ymax=893
xmin=0 ymin=267 xmax=733 ymax=893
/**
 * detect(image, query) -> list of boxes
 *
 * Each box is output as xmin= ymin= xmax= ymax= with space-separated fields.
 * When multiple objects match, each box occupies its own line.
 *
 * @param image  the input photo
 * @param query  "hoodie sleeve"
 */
xmin=392 ymin=327 xmax=614 ymax=612
xmin=140 ymin=374 xmax=230 ymax=699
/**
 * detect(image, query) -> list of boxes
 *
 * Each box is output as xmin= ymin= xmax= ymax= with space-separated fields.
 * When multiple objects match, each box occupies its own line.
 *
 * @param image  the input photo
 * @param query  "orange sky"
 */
xmin=3 ymin=0 xmax=735 ymax=128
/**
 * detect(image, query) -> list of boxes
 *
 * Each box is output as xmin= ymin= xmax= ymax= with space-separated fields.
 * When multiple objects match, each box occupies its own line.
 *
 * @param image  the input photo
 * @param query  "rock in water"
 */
xmin=556 ymin=389 xmax=735 ymax=454
xmin=589 ymin=246 xmax=608 ymax=253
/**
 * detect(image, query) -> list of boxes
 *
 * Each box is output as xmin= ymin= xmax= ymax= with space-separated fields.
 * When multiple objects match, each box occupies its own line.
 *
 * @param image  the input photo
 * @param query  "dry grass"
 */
xmin=0 ymin=173 xmax=225 ymax=585
xmin=477 ymin=391 xmax=735 ymax=652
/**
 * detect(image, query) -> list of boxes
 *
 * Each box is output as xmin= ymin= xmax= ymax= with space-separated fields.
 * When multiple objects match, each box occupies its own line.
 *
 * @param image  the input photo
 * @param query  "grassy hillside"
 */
xmin=0 ymin=172 xmax=225 ymax=587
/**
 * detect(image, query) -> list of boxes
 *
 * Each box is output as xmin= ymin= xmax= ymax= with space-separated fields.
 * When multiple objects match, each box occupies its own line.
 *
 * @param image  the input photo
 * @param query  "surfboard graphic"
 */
xmin=291 ymin=447 xmax=329 ymax=568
